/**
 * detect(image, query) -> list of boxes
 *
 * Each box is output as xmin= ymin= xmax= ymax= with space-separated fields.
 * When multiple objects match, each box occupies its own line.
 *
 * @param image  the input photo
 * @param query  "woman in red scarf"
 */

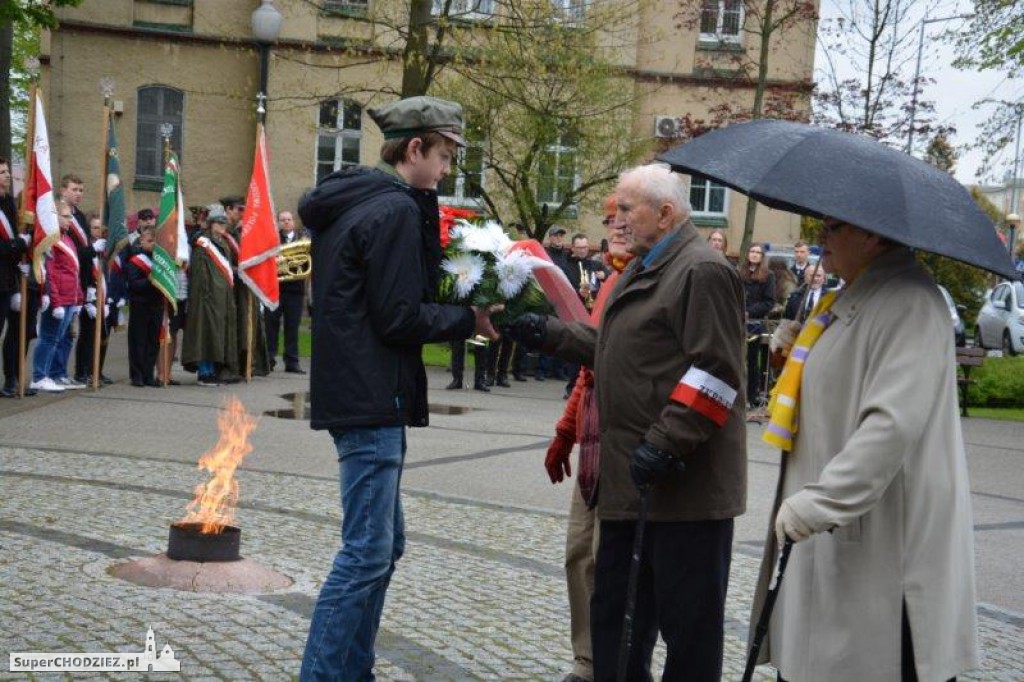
xmin=546 ymin=196 xmax=633 ymax=682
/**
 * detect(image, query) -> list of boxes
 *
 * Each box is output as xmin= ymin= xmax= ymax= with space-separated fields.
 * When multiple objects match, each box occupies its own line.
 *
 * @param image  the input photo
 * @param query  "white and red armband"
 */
xmin=669 ymin=366 xmax=737 ymax=427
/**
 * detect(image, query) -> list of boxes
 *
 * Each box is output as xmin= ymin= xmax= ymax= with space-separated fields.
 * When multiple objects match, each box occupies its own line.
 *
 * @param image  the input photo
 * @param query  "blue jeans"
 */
xmin=51 ymin=311 xmax=77 ymax=380
xmin=301 ymin=426 xmax=406 ymax=682
xmin=32 ymin=308 xmax=74 ymax=381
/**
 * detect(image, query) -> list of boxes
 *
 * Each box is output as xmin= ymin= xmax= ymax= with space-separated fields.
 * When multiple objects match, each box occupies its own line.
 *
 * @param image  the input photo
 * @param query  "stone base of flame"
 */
xmin=109 ymin=555 xmax=293 ymax=594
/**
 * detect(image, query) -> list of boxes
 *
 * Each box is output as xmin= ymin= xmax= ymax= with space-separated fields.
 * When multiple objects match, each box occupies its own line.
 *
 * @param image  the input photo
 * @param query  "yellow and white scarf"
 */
xmin=762 ymin=290 xmax=839 ymax=451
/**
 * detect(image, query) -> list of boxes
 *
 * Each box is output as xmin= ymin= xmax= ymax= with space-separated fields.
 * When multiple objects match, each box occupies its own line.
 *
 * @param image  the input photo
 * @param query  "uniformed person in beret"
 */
xmin=298 ymin=96 xmax=500 ymax=681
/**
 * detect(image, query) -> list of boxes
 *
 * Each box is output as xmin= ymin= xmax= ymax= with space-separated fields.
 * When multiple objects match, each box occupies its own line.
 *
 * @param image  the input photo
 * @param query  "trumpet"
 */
xmin=277 ymin=239 xmax=312 ymax=281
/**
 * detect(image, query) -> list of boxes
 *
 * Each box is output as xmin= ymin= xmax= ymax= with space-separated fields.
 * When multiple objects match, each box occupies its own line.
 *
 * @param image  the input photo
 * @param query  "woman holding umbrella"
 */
xmin=656 ymin=120 xmax=1001 ymax=682
xmin=758 ymin=217 xmax=978 ymax=681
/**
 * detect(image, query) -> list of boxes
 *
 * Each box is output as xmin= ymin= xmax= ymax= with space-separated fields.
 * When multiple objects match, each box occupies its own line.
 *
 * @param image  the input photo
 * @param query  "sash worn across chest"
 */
xmin=196 ymin=236 xmax=234 ymax=287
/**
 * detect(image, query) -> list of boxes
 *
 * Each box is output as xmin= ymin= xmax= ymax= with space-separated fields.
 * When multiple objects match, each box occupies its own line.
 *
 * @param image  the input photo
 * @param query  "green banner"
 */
xmin=150 ymin=153 xmax=180 ymax=308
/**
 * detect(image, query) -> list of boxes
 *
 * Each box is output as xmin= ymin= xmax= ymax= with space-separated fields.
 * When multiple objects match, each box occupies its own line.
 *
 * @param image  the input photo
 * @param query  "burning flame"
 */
xmin=179 ymin=397 xmax=258 ymax=534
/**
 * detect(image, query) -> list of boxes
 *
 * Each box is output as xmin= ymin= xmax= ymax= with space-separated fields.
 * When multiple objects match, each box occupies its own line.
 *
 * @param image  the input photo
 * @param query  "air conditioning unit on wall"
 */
xmin=654 ymin=116 xmax=681 ymax=139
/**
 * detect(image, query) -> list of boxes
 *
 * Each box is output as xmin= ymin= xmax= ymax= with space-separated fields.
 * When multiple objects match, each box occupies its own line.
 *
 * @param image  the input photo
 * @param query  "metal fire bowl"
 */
xmin=167 ymin=522 xmax=241 ymax=562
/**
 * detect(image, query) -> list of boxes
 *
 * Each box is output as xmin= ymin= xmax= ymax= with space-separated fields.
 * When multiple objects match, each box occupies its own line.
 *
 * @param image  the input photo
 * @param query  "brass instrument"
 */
xmin=277 ymin=239 xmax=312 ymax=281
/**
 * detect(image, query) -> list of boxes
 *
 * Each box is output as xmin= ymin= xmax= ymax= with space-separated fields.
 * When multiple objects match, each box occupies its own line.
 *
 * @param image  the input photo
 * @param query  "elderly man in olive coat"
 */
xmin=508 ymin=164 xmax=747 ymax=681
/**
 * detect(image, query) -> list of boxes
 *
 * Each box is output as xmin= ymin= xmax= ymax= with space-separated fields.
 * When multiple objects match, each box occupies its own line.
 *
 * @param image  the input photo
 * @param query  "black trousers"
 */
xmin=485 ymin=337 xmax=526 ymax=379
xmin=128 ymin=302 xmax=163 ymax=383
xmin=74 ymin=310 xmax=110 ymax=379
xmin=264 ymin=289 xmax=303 ymax=369
xmin=449 ymin=340 xmax=486 ymax=383
xmin=592 ymin=517 xmax=733 ymax=682
xmin=2 ymin=292 xmax=38 ymax=388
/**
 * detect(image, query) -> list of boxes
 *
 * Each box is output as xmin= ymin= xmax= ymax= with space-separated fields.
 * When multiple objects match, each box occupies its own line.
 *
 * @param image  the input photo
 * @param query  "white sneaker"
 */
xmin=57 ymin=377 xmax=86 ymax=390
xmin=31 ymin=377 xmax=65 ymax=392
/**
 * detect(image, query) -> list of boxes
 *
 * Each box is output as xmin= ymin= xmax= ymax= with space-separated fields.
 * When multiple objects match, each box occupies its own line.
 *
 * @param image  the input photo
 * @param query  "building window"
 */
xmin=438 ymin=141 xmax=485 ymax=206
xmin=536 ymin=132 xmax=578 ymax=206
xmin=432 ymin=0 xmax=494 ymax=20
xmin=700 ymin=0 xmax=743 ymax=43
xmin=552 ymin=0 xmax=586 ymax=24
xmin=690 ymin=177 xmax=728 ymax=215
xmin=316 ymin=99 xmax=362 ymax=184
xmin=136 ymin=86 xmax=183 ymax=180
xmin=323 ymin=0 xmax=368 ymax=10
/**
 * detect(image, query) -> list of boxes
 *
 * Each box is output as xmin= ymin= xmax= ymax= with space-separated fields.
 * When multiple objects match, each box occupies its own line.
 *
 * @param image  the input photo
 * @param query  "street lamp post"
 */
xmin=905 ymin=13 xmax=974 ymax=155
xmin=251 ymin=0 xmax=283 ymax=123
xmin=1007 ymin=213 xmax=1021 ymax=261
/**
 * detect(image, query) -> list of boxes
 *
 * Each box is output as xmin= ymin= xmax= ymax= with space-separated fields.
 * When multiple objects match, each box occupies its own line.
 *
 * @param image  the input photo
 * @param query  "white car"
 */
xmin=976 ymin=280 xmax=1024 ymax=356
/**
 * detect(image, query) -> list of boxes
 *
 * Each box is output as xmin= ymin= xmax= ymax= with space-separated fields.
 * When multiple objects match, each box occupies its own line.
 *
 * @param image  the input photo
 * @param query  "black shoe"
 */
xmin=23 ymin=387 xmax=37 ymax=397
xmin=74 ymin=374 xmax=89 ymax=384
xmin=534 ymin=375 xmax=546 ymax=381
xmin=131 ymin=380 xmax=145 ymax=387
xmin=495 ymin=375 xmax=511 ymax=388
xmin=144 ymin=378 xmax=163 ymax=387
xmin=219 ymin=373 xmax=243 ymax=385
xmin=562 ymin=675 xmax=589 ymax=682
xmin=100 ymin=374 xmax=113 ymax=385
xmin=512 ymin=373 xmax=527 ymax=382
xmin=484 ymin=375 xmax=495 ymax=387
xmin=197 ymin=375 xmax=221 ymax=387
xmin=473 ymin=381 xmax=490 ymax=392
xmin=446 ymin=378 xmax=463 ymax=390
xmin=0 ymin=385 xmax=15 ymax=398
xmin=285 ymin=366 xmax=307 ymax=375
xmin=167 ymin=378 xmax=181 ymax=386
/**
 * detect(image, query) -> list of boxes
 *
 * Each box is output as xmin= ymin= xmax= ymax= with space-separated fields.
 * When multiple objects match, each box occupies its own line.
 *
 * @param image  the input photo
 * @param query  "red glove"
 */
xmin=544 ymin=432 xmax=574 ymax=484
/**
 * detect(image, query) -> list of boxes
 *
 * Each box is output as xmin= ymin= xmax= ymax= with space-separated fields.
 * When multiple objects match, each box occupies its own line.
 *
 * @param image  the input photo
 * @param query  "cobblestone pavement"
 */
xmin=2 ymin=445 xmax=1023 ymax=681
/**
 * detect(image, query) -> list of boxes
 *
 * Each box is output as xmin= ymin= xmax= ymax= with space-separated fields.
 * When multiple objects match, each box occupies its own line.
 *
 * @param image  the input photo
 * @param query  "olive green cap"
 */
xmin=368 ymin=96 xmax=466 ymax=147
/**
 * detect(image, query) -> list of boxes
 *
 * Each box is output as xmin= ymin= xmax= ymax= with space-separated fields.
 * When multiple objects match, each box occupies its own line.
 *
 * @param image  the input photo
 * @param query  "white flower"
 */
xmin=494 ymin=250 xmax=533 ymax=298
xmin=442 ymin=253 xmax=486 ymax=300
xmin=456 ymin=220 xmax=513 ymax=254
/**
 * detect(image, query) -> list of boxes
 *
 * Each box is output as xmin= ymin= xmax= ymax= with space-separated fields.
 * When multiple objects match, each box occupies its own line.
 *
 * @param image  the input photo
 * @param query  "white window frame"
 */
xmin=552 ymin=0 xmax=586 ymax=26
xmin=432 ymin=0 xmax=494 ymax=21
xmin=700 ymin=0 xmax=744 ymax=43
xmin=324 ymin=0 xmax=369 ymax=9
xmin=536 ymin=133 xmax=580 ymax=208
xmin=438 ymin=141 xmax=486 ymax=207
xmin=315 ymin=99 xmax=363 ymax=184
xmin=689 ymin=177 xmax=729 ymax=216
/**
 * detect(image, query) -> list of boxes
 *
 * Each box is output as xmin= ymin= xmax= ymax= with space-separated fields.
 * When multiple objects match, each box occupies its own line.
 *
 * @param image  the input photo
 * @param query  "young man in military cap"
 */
xmin=299 ymin=96 xmax=500 ymax=681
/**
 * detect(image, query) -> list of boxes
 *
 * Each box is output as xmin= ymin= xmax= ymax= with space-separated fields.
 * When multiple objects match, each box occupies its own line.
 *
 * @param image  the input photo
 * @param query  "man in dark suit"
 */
xmin=264 ymin=210 xmax=307 ymax=373
xmin=784 ymin=264 xmax=829 ymax=320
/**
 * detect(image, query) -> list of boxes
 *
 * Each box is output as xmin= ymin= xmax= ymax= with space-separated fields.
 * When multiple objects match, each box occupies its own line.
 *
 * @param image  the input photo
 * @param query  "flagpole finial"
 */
xmin=25 ymin=57 xmax=41 ymax=83
xmin=256 ymin=92 xmax=267 ymax=122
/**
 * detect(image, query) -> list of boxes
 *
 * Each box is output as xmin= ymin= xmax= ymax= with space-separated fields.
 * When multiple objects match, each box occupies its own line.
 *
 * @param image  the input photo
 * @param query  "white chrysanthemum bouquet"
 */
xmin=436 ymin=219 xmax=551 ymax=324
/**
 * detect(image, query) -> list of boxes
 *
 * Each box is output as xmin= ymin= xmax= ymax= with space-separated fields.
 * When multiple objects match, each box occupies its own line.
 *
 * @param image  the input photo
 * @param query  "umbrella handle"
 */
xmin=741 ymin=539 xmax=794 ymax=682
xmin=616 ymin=484 xmax=651 ymax=682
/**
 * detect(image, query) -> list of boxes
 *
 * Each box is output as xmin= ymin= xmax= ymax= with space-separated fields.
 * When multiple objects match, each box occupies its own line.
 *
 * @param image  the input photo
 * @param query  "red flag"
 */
xmin=509 ymin=239 xmax=590 ymax=323
xmin=238 ymin=124 xmax=280 ymax=311
xmin=24 ymin=91 xmax=60 ymax=284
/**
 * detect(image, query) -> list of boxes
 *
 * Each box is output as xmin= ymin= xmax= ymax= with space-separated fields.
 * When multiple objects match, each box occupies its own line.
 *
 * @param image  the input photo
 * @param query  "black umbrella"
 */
xmin=657 ymin=119 xmax=1016 ymax=279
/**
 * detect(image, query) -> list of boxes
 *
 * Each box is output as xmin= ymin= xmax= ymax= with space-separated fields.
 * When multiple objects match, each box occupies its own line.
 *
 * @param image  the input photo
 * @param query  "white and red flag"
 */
xmin=508 ymin=239 xmax=589 ymax=323
xmin=238 ymin=124 xmax=280 ymax=311
xmin=23 ymin=91 xmax=60 ymax=284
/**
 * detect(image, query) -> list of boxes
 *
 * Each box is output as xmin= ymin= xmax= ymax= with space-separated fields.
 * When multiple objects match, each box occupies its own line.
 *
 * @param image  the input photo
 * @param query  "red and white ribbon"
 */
xmin=129 ymin=253 xmax=153 ymax=276
xmin=196 ymin=236 xmax=234 ymax=287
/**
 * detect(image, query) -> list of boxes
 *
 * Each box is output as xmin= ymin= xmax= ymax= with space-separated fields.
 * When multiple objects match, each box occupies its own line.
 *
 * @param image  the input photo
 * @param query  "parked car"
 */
xmin=937 ymin=285 xmax=967 ymax=347
xmin=975 ymin=280 xmax=1024 ymax=356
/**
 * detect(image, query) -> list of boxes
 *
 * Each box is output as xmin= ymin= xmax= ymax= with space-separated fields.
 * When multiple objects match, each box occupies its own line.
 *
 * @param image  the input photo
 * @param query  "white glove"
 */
xmin=85 ymin=303 xmax=97 ymax=319
xmin=10 ymin=292 xmax=21 ymax=312
xmin=769 ymin=319 xmax=802 ymax=355
xmin=40 ymin=294 xmax=50 ymax=313
xmin=19 ymin=233 xmax=31 ymax=245
xmin=128 ymin=232 xmax=139 ymax=244
xmin=52 ymin=306 xmax=65 ymax=321
xmin=92 ymin=238 xmax=106 ymax=253
xmin=775 ymin=499 xmax=814 ymax=545
xmin=86 ymin=287 xmax=97 ymax=303
xmin=18 ymin=263 xmax=29 ymax=276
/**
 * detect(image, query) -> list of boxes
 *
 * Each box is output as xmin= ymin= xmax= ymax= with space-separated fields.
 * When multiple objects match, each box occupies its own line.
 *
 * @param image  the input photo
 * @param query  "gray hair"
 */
xmin=618 ymin=163 xmax=692 ymax=224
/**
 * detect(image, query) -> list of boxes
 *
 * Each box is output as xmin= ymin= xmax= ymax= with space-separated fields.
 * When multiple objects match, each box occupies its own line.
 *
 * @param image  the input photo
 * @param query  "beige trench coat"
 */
xmin=751 ymin=249 xmax=979 ymax=681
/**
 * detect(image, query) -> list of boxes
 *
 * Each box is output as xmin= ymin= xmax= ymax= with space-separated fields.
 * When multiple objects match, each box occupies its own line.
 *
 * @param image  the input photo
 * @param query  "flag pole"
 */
xmin=17 ymin=86 xmax=39 ymax=399
xmin=246 ymin=294 xmax=254 ymax=382
xmin=158 ymin=133 xmax=172 ymax=386
xmin=92 ymin=100 xmax=112 ymax=391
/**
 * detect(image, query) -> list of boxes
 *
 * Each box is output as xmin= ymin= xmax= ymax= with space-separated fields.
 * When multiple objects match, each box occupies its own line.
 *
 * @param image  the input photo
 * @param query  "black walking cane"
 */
xmin=742 ymin=538 xmax=795 ymax=682
xmin=616 ymin=484 xmax=652 ymax=682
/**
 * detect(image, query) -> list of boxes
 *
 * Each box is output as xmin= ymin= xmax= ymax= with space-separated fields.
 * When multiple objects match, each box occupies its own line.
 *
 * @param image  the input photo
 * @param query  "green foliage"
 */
xmin=434 ymin=0 xmax=650 ymax=239
xmin=915 ymin=251 xmax=988 ymax=322
xmin=0 ymin=0 xmax=82 ymax=29
xmin=954 ymin=2 xmax=1024 ymax=78
xmin=966 ymin=356 xmax=1024 ymax=408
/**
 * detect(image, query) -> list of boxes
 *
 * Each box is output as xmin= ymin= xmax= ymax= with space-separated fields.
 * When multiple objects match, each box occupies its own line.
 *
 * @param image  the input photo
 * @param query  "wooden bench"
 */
xmin=956 ymin=347 xmax=986 ymax=417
